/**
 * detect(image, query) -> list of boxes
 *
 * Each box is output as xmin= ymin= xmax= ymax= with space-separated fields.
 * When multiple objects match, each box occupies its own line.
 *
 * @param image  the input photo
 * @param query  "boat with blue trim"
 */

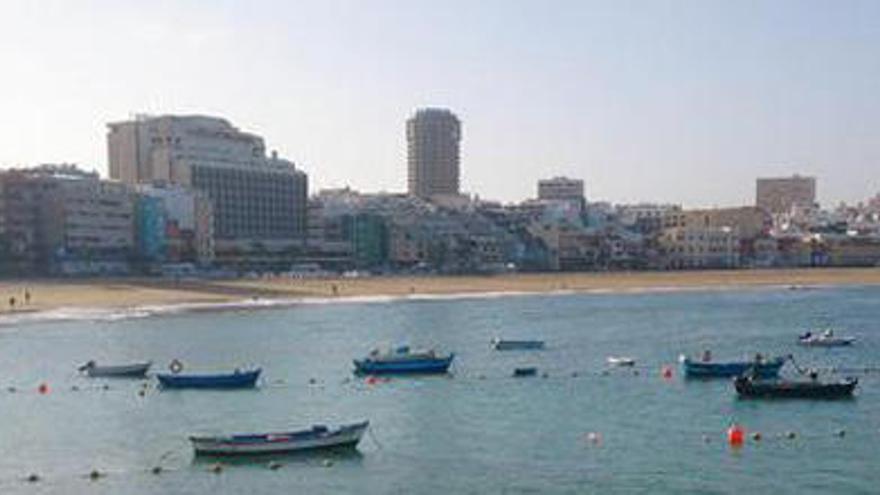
xmin=157 ymin=368 xmax=261 ymax=389
xmin=734 ymin=375 xmax=857 ymax=399
xmin=491 ymin=338 xmax=545 ymax=351
xmin=353 ymin=346 xmax=454 ymax=375
xmin=798 ymin=329 xmax=855 ymax=347
xmin=190 ymin=421 xmax=369 ymax=456
xmin=679 ymin=353 xmax=785 ymax=378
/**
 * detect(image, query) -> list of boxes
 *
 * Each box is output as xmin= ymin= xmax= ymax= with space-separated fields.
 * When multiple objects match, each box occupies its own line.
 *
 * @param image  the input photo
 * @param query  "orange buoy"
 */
xmin=661 ymin=366 xmax=673 ymax=379
xmin=37 ymin=383 xmax=49 ymax=395
xmin=365 ymin=376 xmax=379 ymax=385
xmin=727 ymin=424 xmax=745 ymax=446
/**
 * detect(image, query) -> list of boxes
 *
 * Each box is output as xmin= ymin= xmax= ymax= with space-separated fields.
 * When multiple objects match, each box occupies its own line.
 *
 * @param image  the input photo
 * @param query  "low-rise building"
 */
xmin=660 ymin=226 xmax=739 ymax=269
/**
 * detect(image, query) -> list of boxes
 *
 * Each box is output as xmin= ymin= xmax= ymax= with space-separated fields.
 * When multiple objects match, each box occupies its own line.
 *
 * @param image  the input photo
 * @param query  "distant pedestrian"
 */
xmin=8 ymin=296 xmax=16 ymax=309
xmin=24 ymin=289 xmax=31 ymax=305
xmin=331 ymin=284 xmax=339 ymax=296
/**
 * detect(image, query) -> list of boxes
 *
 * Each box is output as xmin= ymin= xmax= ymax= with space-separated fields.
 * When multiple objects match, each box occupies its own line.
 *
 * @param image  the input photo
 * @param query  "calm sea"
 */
xmin=0 ymin=285 xmax=878 ymax=494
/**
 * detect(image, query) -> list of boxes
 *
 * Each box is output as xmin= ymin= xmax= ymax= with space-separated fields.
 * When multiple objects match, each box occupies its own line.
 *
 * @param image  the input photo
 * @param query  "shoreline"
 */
xmin=1 ymin=268 xmax=880 ymax=325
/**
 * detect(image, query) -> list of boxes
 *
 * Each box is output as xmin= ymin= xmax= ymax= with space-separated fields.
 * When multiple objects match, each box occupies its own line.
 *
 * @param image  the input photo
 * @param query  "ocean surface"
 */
xmin=0 ymin=285 xmax=878 ymax=494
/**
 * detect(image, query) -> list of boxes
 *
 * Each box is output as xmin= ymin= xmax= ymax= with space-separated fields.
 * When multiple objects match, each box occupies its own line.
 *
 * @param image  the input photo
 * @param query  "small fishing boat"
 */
xmin=491 ymin=338 xmax=545 ymax=351
xmin=353 ymin=346 xmax=454 ymax=375
xmin=734 ymin=376 xmax=857 ymax=399
xmin=190 ymin=421 xmax=369 ymax=456
xmin=78 ymin=361 xmax=152 ymax=378
xmin=798 ymin=329 xmax=855 ymax=347
xmin=606 ymin=356 xmax=636 ymax=367
xmin=679 ymin=354 xmax=785 ymax=378
xmin=513 ymin=367 xmax=538 ymax=377
xmin=157 ymin=369 xmax=261 ymax=389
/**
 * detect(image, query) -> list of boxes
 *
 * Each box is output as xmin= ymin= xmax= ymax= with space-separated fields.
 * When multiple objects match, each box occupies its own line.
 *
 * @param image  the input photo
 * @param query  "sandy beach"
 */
xmin=1 ymin=267 xmax=880 ymax=316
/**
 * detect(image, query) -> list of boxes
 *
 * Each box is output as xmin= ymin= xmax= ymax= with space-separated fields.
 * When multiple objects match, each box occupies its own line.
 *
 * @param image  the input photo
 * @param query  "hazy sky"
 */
xmin=1 ymin=1 xmax=878 ymax=207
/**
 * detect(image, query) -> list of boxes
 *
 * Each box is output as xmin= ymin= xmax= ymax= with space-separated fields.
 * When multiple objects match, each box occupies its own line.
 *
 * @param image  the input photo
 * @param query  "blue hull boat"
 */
xmin=157 ymin=369 xmax=261 ymax=389
xmin=679 ymin=355 xmax=784 ymax=379
xmin=353 ymin=355 xmax=454 ymax=375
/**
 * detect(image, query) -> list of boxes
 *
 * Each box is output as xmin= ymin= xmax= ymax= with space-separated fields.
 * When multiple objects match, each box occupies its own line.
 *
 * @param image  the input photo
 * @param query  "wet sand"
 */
xmin=2 ymin=268 xmax=880 ymax=315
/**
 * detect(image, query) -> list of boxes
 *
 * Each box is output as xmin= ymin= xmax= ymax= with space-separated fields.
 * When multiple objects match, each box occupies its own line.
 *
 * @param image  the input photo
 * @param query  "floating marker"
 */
xmin=836 ymin=429 xmax=846 ymax=438
xmin=37 ymin=383 xmax=49 ymax=395
xmin=151 ymin=466 xmax=162 ymax=475
xmin=661 ymin=366 xmax=673 ymax=379
xmin=89 ymin=469 xmax=103 ymax=481
xmin=727 ymin=424 xmax=745 ymax=446
xmin=752 ymin=432 xmax=762 ymax=442
xmin=785 ymin=431 xmax=797 ymax=440
xmin=26 ymin=473 xmax=40 ymax=483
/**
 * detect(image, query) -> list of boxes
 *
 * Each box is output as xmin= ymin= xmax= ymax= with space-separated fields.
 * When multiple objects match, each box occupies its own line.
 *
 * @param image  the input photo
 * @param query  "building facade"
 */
xmin=756 ymin=175 xmax=817 ymax=214
xmin=407 ymin=108 xmax=461 ymax=199
xmin=1 ymin=165 xmax=134 ymax=275
xmin=537 ymin=177 xmax=586 ymax=211
xmin=107 ymin=115 xmax=307 ymax=268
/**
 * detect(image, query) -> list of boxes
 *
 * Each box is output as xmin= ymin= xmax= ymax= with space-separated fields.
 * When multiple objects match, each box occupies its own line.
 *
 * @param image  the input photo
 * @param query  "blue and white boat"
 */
xmin=157 ymin=368 xmax=261 ymax=389
xmin=491 ymin=338 xmax=545 ymax=351
xmin=798 ymin=329 xmax=855 ymax=347
xmin=353 ymin=346 xmax=454 ymax=375
xmin=190 ymin=421 xmax=369 ymax=456
xmin=679 ymin=354 xmax=785 ymax=378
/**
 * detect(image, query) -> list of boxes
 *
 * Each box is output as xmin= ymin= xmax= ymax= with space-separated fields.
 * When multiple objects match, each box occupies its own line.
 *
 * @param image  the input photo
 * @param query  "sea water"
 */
xmin=0 ymin=285 xmax=877 ymax=494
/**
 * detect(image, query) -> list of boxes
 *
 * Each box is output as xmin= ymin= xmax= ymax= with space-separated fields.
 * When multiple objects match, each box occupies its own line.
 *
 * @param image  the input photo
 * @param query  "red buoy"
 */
xmin=727 ymin=424 xmax=745 ymax=446
xmin=661 ymin=366 xmax=673 ymax=379
xmin=37 ymin=383 xmax=49 ymax=395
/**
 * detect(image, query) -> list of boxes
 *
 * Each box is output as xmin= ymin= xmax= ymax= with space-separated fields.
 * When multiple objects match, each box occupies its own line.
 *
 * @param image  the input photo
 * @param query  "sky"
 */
xmin=0 ymin=0 xmax=878 ymax=207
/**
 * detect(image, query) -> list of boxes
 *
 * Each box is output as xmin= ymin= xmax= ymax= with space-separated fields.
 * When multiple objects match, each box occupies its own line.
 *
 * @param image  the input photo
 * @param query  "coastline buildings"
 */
xmin=756 ymin=175 xmax=816 ymax=214
xmin=407 ymin=108 xmax=461 ymax=199
xmin=107 ymin=115 xmax=308 ymax=269
xmin=134 ymin=184 xmax=214 ymax=269
xmin=0 ymin=165 xmax=134 ymax=275
xmin=537 ymin=177 xmax=586 ymax=212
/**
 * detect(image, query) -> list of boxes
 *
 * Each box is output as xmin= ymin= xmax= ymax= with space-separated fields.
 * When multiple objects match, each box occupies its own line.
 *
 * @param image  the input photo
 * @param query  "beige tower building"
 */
xmin=756 ymin=175 xmax=816 ymax=214
xmin=407 ymin=108 xmax=461 ymax=199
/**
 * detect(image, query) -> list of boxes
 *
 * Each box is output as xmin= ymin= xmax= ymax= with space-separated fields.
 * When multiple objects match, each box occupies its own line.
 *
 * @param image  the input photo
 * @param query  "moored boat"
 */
xmin=353 ymin=346 xmax=454 ymax=375
xmin=190 ymin=421 xmax=369 ymax=456
xmin=157 ymin=368 xmax=261 ymax=389
xmin=734 ymin=376 xmax=857 ymax=399
xmin=491 ymin=338 xmax=545 ymax=351
xmin=679 ymin=354 xmax=785 ymax=378
xmin=606 ymin=356 xmax=636 ymax=367
xmin=513 ymin=367 xmax=538 ymax=377
xmin=78 ymin=361 xmax=152 ymax=378
xmin=798 ymin=330 xmax=855 ymax=347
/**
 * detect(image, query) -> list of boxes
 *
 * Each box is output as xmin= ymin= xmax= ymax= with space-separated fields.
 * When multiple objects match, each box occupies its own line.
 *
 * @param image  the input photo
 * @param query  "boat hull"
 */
xmin=491 ymin=340 xmax=545 ymax=351
xmin=190 ymin=421 xmax=369 ymax=456
xmin=157 ymin=369 xmax=261 ymax=389
xmin=353 ymin=355 xmax=453 ymax=375
xmin=84 ymin=362 xmax=152 ymax=378
xmin=680 ymin=356 xmax=785 ymax=378
xmin=734 ymin=377 xmax=857 ymax=399
xmin=797 ymin=338 xmax=855 ymax=347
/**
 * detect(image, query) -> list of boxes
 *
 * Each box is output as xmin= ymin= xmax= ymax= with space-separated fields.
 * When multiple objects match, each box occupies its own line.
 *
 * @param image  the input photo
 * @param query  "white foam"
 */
xmin=0 ymin=282 xmax=832 ymax=328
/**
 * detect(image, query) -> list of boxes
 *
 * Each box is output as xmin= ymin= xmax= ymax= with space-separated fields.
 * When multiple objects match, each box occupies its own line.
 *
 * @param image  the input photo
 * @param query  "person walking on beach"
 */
xmin=8 ymin=296 xmax=16 ymax=310
xmin=24 ymin=289 xmax=31 ymax=305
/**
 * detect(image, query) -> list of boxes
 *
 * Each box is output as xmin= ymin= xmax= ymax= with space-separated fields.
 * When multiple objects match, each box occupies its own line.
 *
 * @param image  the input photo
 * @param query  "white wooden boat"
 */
xmin=606 ymin=356 xmax=636 ymax=367
xmin=798 ymin=330 xmax=855 ymax=347
xmin=79 ymin=361 xmax=152 ymax=378
xmin=190 ymin=421 xmax=369 ymax=456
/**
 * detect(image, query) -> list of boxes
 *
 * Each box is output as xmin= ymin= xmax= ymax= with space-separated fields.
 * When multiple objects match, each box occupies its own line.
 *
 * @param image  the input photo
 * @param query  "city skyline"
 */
xmin=1 ymin=1 xmax=879 ymax=207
